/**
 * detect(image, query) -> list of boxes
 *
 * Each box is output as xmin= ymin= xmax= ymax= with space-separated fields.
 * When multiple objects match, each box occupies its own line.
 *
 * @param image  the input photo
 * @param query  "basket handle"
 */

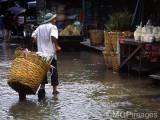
xmin=24 ymin=49 xmax=29 ymax=80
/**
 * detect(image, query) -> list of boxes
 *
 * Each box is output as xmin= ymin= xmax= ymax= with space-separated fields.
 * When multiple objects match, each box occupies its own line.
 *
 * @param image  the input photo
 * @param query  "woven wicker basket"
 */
xmin=111 ymin=35 xmax=118 ymax=52
xmin=89 ymin=30 xmax=104 ymax=46
xmin=103 ymin=31 xmax=133 ymax=71
xmin=106 ymin=31 xmax=134 ymax=52
xmin=104 ymin=31 xmax=112 ymax=43
xmin=110 ymin=52 xmax=118 ymax=72
xmin=105 ymin=43 xmax=114 ymax=53
xmin=110 ymin=32 xmax=120 ymax=52
xmin=102 ymin=50 xmax=112 ymax=69
xmin=8 ymin=49 xmax=50 ymax=95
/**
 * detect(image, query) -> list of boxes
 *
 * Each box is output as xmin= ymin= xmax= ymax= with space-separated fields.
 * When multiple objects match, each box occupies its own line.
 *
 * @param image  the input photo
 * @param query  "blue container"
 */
xmin=56 ymin=21 xmax=64 ymax=33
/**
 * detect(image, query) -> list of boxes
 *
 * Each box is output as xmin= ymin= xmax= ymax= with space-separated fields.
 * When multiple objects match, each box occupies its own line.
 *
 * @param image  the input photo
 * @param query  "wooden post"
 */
xmin=119 ymin=44 xmax=142 ymax=69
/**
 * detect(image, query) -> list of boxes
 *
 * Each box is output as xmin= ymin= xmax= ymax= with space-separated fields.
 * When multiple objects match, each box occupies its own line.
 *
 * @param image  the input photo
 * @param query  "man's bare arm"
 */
xmin=51 ymin=36 xmax=61 ymax=51
xmin=32 ymin=37 xmax=37 ymax=45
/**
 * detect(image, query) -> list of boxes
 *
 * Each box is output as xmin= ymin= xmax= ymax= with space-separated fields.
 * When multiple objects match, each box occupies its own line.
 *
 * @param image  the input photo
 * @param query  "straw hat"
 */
xmin=43 ymin=13 xmax=57 ymax=24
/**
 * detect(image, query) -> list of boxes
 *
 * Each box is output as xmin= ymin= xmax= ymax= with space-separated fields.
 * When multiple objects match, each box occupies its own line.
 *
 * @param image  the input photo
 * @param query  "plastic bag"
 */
xmin=144 ymin=34 xmax=154 ymax=42
xmin=141 ymin=26 xmax=147 ymax=42
xmin=134 ymin=26 xmax=142 ymax=41
xmin=143 ymin=20 xmax=154 ymax=42
xmin=72 ymin=21 xmax=81 ymax=32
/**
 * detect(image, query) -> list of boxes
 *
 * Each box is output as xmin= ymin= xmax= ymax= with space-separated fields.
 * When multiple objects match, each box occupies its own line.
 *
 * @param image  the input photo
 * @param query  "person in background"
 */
xmin=0 ymin=14 xmax=4 ymax=40
xmin=32 ymin=13 xmax=61 ymax=99
xmin=1 ymin=11 xmax=16 ymax=44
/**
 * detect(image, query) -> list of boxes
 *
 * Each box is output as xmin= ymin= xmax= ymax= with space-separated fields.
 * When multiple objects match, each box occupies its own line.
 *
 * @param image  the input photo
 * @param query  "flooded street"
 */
xmin=0 ymin=43 xmax=160 ymax=120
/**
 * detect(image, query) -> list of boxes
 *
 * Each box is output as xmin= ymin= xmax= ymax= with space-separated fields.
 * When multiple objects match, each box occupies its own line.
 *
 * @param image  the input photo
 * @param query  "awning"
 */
xmin=7 ymin=7 xmax=26 ymax=16
xmin=0 ymin=0 xmax=8 ymax=2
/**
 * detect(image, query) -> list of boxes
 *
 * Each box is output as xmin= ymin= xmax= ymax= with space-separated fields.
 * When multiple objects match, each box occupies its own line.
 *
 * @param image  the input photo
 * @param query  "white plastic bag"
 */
xmin=153 ymin=27 xmax=160 ymax=42
xmin=157 ymin=27 xmax=160 ymax=41
xmin=141 ymin=26 xmax=147 ymax=42
xmin=144 ymin=34 xmax=154 ymax=42
xmin=134 ymin=26 xmax=142 ymax=41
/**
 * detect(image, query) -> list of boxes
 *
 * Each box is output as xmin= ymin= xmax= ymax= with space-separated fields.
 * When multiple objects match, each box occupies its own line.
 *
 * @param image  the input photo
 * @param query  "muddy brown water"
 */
xmin=0 ymin=43 xmax=160 ymax=120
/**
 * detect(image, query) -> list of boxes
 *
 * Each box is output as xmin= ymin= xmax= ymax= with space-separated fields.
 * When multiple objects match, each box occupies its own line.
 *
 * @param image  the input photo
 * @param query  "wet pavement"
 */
xmin=0 ymin=42 xmax=160 ymax=120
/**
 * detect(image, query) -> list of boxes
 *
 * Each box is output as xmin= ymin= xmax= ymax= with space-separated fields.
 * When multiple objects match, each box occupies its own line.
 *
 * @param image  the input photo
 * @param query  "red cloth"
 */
xmin=3 ymin=15 xmax=13 ymax=30
xmin=78 ymin=12 xmax=83 ymax=22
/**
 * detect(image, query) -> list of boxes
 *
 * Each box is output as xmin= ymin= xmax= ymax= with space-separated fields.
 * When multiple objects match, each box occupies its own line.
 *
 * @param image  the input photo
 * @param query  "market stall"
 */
xmin=43 ymin=0 xmax=85 ymax=43
xmin=102 ymin=0 xmax=160 ymax=74
xmin=118 ymin=38 xmax=160 ymax=75
xmin=102 ymin=10 xmax=134 ymax=72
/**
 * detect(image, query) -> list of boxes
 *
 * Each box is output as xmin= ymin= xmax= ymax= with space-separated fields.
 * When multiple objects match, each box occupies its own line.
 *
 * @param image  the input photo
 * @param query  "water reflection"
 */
xmin=0 ymin=44 xmax=160 ymax=120
xmin=9 ymin=100 xmax=41 ymax=119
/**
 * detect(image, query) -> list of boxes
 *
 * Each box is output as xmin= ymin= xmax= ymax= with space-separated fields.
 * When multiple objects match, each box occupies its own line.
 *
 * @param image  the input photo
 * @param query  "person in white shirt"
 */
xmin=32 ymin=13 xmax=61 ymax=98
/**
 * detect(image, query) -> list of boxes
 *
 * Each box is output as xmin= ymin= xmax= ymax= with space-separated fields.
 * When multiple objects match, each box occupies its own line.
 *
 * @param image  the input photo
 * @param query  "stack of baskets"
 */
xmin=103 ymin=31 xmax=133 ymax=71
xmin=103 ymin=31 xmax=114 ymax=69
xmin=8 ymin=48 xmax=50 ymax=95
xmin=89 ymin=30 xmax=104 ymax=46
xmin=102 ymin=50 xmax=112 ymax=69
xmin=110 ymin=52 xmax=118 ymax=72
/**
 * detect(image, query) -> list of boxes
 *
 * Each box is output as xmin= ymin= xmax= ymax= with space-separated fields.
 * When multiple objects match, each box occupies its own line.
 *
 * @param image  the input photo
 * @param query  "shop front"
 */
xmin=102 ymin=0 xmax=160 ymax=75
xmin=40 ymin=0 xmax=86 ymax=43
xmin=36 ymin=0 xmax=137 ymax=43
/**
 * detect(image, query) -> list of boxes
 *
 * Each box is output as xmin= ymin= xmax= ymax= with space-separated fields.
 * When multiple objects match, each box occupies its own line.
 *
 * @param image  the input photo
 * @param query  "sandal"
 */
xmin=38 ymin=89 xmax=45 ymax=99
xmin=52 ymin=91 xmax=59 ymax=95
xmin=19 ymin=93 xmax=26 ymax=101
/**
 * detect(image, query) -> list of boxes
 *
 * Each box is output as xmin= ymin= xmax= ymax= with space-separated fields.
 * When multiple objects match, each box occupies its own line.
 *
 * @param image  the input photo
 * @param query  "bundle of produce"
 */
xmin=59 ymin=25 xmax=73 ymax=36
xmin=8 ymin=48 xmax=50 ymax=95
xmin=59 ymin=30 xmax=70 ymax=36
xmin=72 ymin=27 xmax=80 ymax=35
xmin=59 ymin=25 xmax=80 ymax=36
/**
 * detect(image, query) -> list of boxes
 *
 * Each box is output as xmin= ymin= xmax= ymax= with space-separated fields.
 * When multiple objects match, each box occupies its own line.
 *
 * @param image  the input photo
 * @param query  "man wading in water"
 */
xmin=32 ymin=13 xmax=61 ymax=99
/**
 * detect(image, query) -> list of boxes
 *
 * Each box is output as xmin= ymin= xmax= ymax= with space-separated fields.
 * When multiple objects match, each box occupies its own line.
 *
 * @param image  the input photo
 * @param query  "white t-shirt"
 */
xmin=32 ymin=23 xmax=58 ymax=60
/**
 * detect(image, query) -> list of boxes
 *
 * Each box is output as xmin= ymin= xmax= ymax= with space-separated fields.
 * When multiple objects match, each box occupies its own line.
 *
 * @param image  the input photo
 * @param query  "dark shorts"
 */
xmin=41 ymin=59 xmax=59 ymax=86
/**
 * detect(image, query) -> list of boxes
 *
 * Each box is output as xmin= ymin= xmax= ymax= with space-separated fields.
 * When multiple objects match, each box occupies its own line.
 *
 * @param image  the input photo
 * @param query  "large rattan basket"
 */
xmin=105 ymin=42 xmax=114 ymax=53
xmin=8 ymin=48 xmax=50 ymax=95
xmin=105 ymin=31 xmax=134 ymax=52
xmin=104 ymin=31 xmax=112 ymax=43
xmin=89 ymin=30 xmax=104 ymax=46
